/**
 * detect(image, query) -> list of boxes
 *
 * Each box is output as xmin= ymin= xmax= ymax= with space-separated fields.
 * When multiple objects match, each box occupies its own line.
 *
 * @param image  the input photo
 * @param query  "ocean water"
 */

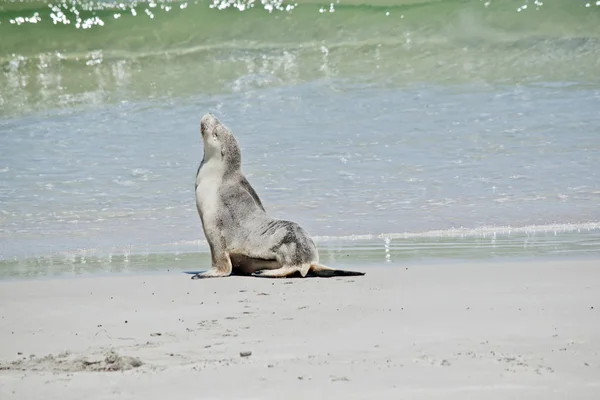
xmin=1 ymin=0 xmax=599 ymax=279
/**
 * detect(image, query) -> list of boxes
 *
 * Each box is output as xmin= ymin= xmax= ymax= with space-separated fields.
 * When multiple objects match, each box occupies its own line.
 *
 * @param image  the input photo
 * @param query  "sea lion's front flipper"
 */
xmin=190 ymin=268 xmax=231 ymax=279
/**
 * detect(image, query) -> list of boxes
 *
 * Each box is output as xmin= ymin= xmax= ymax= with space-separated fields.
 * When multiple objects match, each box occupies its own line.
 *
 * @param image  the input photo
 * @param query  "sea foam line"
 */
xmin=311 ymin=222 xmax=600 ymax=242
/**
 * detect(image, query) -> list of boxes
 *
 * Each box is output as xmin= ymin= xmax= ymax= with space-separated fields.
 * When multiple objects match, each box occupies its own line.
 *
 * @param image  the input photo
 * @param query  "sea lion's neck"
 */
xmin=197 ymin=157 xmax=225 ymax=180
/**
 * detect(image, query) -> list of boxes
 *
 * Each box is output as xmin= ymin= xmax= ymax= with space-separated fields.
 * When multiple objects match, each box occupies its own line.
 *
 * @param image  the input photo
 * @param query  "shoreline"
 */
xmin=1 ymin=258 xmax=599 ymax=398
xmin=1 ymin=252 xmax=600 ymax=282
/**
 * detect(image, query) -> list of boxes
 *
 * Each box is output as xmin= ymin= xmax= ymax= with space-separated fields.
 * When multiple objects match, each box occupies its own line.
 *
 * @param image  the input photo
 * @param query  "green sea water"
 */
xmin=2 ymin=0 xmax=600 ymax=115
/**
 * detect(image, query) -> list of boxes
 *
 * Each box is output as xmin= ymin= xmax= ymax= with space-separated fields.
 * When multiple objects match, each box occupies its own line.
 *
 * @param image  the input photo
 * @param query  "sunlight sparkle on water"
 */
xmin=9 ymin=12 xmax=41 ymax=25
xmin=209 ymin=0 xmax=296 ymax=12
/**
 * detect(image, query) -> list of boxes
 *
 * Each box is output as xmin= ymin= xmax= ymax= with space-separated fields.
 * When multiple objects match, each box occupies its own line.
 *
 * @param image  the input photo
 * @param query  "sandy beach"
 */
xmin=1 ymin=259 xmax=599 ymax=399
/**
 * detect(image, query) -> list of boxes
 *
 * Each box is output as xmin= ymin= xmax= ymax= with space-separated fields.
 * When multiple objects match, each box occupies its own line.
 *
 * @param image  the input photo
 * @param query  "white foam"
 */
xmin=312 ymin=222 xmax=600 ymax=242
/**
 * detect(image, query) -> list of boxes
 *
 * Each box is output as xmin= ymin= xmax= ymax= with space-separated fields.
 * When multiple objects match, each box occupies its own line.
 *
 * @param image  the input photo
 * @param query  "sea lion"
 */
xmin=191 ymin=113 xmax=365 ymax=279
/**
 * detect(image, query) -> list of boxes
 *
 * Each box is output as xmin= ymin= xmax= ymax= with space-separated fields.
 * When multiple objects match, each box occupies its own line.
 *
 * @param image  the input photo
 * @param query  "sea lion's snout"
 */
xmin=199 ymin=112 xmax=231 ymax=160
xmin=200 ymin=113 xmax=220 ymax=138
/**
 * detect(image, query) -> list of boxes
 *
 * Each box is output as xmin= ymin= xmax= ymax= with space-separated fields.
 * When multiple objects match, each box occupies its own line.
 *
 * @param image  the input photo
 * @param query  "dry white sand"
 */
xmin=1 ymin=259 xmax=599 ymax=399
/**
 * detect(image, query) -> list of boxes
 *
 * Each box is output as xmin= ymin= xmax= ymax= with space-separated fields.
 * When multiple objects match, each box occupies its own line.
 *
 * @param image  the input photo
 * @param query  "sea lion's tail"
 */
xmin=309 ymin=263 xmax=366 ymax=277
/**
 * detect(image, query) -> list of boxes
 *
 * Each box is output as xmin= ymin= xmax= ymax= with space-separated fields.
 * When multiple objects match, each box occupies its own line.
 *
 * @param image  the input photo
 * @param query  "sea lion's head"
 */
xmin=200 ymin=113 xmax=242 ymax=170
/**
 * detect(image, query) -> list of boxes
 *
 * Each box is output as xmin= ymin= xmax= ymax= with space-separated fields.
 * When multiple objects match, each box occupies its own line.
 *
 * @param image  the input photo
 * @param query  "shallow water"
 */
xmin=1 ymin=0 xmax=599 ymax=278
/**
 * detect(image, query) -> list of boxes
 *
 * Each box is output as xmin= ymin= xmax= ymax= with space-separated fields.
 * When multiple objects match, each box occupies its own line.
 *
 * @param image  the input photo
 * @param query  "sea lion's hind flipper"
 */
xmin=252 ymin=266 xmax=300 ymax=278
xmin=309 ymin=263 xmax=365 ymax=278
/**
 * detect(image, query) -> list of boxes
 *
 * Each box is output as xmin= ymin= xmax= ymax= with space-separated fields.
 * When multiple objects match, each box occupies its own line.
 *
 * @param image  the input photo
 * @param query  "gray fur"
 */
xmin=192 ymin=113 xmax=365 ymax=279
